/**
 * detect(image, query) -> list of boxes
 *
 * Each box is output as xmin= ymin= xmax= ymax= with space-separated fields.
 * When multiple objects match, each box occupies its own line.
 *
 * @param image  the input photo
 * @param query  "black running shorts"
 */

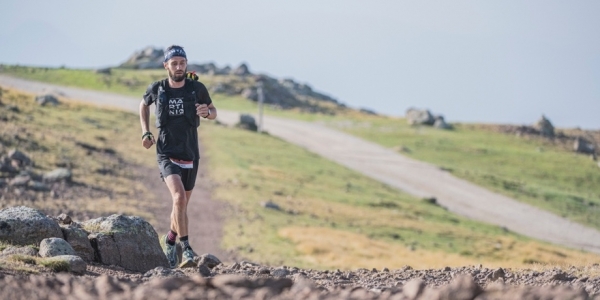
xmin=157 ymin=156 xmax=199 ymax=191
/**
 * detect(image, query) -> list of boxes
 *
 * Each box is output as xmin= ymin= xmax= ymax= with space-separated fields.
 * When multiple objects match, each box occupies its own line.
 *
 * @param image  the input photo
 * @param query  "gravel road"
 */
xmin=2 ymin=74 xmax=600 ymax=254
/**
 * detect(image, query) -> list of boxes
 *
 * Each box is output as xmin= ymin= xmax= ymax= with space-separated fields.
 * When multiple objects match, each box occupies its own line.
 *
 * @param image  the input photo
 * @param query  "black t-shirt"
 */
xmin=143 ymin=80 xmax=212 ymax=161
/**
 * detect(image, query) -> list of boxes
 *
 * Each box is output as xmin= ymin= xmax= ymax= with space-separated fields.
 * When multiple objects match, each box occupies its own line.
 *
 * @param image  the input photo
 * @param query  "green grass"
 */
xmin=1 ymin=65 xmax=161 ymax=97
xmin=200 ymin=122 xmax=599 ymax=269
xmin=325 ymin=118 xmax=600 ymax=230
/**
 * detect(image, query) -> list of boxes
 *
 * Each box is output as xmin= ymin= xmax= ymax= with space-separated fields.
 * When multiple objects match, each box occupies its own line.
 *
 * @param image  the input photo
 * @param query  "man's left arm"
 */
xmin=205 ymin=103 xmax=217 ymax=120
xmin=195 ymin=82 xmax=217 ymax=120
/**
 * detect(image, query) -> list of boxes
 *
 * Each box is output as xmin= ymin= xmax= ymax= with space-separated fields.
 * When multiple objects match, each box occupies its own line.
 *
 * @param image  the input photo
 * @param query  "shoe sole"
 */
xmin=179 ymin=259 xmax=196 ymax=269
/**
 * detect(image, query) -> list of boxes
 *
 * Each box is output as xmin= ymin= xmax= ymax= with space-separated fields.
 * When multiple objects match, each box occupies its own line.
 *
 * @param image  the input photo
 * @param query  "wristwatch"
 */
xmin=204 ymin=109 xmax=211 ymax=118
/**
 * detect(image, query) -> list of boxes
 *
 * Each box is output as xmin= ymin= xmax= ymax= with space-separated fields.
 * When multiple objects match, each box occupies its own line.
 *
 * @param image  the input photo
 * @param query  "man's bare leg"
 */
xmin=165 ymin=175 xmax=188 ymax=237
xmin=164 ymin=175 xmax=197 ymax=267
xmin=184 ymin=190 xmax=192 ymax=233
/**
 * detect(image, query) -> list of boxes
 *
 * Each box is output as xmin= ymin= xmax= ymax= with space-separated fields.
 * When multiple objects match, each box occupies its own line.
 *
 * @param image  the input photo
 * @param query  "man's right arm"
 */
xmin=139 ymin=100 xmax=155 ymax=149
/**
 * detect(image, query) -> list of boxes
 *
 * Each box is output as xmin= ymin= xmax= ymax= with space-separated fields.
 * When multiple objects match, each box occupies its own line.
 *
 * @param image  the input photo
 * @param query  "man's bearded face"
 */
xmin=165 ymin=57 xmax=187 ymax=82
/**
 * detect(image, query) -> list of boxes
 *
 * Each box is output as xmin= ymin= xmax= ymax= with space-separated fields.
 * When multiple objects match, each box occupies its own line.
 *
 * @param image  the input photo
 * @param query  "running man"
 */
xmin=139 ymin=45 xmax=217 ymax=268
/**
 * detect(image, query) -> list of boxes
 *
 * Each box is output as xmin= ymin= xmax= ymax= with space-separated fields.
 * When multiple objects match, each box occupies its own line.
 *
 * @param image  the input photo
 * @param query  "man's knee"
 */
xmin=172 ymin=192 xmax=187 ymax=208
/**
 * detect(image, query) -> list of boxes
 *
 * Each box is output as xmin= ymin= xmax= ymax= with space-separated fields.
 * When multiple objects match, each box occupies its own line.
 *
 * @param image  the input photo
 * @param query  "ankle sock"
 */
xmin=179 ymin=236 xmax=191 ymax=251
xmin=167 ymin=230 xmax=177 ymax=246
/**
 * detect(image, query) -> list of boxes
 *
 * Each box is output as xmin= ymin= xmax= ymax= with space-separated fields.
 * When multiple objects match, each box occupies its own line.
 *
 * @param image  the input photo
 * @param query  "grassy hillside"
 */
xmin=2 ymin=66 xmax=600 ymax=269
xmin=0 ymin=88 xmax=159 ymax=222
xmin=2 ymin=87 xmax=598 ymax=270
xmin=200 ymin=121 xmax=599 ymax=269
xmin=2 ymin=65 xmax=599 ymax=232
xmin=324 ymin=117 xmax=600 ymax=230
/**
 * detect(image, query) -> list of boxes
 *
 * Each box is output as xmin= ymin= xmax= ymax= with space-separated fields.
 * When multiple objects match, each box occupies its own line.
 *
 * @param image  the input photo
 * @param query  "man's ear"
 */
xmin=163 ymin=62 xmax=168 ymax=70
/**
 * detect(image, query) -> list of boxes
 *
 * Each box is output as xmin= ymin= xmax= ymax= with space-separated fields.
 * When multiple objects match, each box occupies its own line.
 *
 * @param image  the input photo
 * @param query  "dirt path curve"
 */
xmin=3 ymin=74 xmax=600 ymax=254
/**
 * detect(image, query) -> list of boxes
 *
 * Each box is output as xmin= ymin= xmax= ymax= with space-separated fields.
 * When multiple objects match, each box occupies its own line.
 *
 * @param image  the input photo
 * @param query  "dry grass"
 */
xmin=279 ymin=227 xmax=600 ymax=270
xmin=37 ymin=258 xmax=70 ymax=272
xmin=2 ymin=255 xmax=71 ymax=273
xmin=279 ymin=227 xmax=475 ymax=270
xmin=0 ymin=88 xmax=160 ymax=223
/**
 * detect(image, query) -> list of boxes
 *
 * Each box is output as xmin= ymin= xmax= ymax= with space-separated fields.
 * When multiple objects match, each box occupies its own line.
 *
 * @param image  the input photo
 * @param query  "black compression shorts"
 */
xmin=157 ymin=156 xmax=199 ymax=191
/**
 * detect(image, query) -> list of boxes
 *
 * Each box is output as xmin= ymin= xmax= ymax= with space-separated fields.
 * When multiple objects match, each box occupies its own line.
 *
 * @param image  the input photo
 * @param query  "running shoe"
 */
xmin=160 ymin=234 xmax=178 ymax=269
xmin=179 ymin=248 xmax=196 ymax=268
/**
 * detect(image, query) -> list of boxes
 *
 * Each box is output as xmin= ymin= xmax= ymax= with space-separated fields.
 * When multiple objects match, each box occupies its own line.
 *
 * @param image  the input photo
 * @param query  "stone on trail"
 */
xmin=83 ymin=214 xmax=168 ymax=272
xmin=402 ymin=279 xmax=425 ymax=300
xmin=198 ymin=264 xmax=211 ymax=277
xmin=0 ymin=206 xmax=63 ymax=246
xmin=272 ymin=268 xmax=290 ymax=278
xmin=143 ymin=266 xmax=185 ymax=279
xmin=39 ymin=237 xmax=76 ymax=257
xmin=60 ymin=224 xmax=95 ymax=262
xmin=196 ymin=253 xmax=222 ymax=269
xmin=57 ymin=213 xmax=72 ymax=225
xmin=421 ymin=274 xmax=482 ymax=300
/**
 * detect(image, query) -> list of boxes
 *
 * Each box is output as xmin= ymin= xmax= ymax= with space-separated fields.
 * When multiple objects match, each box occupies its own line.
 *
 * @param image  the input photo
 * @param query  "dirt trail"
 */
xmin=3 ymin=74 xmax=600 ymax=254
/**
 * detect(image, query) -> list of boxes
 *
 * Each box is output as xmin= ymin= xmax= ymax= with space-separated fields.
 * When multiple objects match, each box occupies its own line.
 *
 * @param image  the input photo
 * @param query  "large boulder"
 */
xmin=574 ymin=137 xmax=595 ymax=154
xmin=534 ymin=115 xmax=554 ymax=137
xmin=406 ymin=108 xmax=435 ymax=125
xmin=83 ymin=215 xmax=168 ymax=272
xmin=433 ymin=116 xmax=452 ymax=130
xmin=237 ymin=114 xmax=258 ymax=132
xmin=39 ymin=237 xmax=76 ymax=257
xmin=231 ymin=63 xmax=251 ymax=76
xmin=120 ymin=46 xmax=164 ymax=69
xmin=241 ymin=87 xmax=258 ymax=101
xmin=61 ymin=224 xmax=95 ymax=262
xmin=0 ymin=206 xmax=63 ymax=246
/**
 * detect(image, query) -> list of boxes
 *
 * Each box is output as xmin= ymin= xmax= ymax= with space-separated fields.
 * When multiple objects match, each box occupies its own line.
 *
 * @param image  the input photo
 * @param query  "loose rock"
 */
xmin=0 ymin=206 xmax=63 ymax=246
xmin=39 ymin=237 xmax=76 ymax=257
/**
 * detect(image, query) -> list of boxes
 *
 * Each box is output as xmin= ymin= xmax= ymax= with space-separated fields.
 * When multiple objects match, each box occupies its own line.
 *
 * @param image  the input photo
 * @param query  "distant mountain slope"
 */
xmin=120 ymin=46 xmax=344 ymax=114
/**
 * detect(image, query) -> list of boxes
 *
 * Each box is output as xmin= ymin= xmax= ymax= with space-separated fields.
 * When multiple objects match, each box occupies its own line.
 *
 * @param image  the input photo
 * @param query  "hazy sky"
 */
xmin=1 ymin=1 xmax=598 ymax=129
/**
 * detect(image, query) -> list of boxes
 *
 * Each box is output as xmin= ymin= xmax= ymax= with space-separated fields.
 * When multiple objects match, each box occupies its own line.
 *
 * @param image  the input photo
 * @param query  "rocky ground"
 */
xmin=2 ymin=259 xmax=600 ymax=299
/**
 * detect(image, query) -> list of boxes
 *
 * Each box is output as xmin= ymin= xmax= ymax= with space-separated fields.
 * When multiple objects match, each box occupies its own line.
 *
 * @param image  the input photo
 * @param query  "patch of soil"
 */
xmin=1 ymin=261 xmax=600 ymax=299
xmin=140 ymin=143 xmax=234 ymax=262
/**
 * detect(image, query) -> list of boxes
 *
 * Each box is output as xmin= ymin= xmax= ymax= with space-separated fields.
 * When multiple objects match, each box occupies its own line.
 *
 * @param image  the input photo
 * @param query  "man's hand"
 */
xmin=142 ymin=132 xmax=155 ymax=149
xmin=196 ymin=103 xmax=209 ymax=118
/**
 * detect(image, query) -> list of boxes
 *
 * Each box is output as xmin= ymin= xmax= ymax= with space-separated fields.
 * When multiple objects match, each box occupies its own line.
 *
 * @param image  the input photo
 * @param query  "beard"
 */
xmin=168 ymin=68 xmax=187 ymax=82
